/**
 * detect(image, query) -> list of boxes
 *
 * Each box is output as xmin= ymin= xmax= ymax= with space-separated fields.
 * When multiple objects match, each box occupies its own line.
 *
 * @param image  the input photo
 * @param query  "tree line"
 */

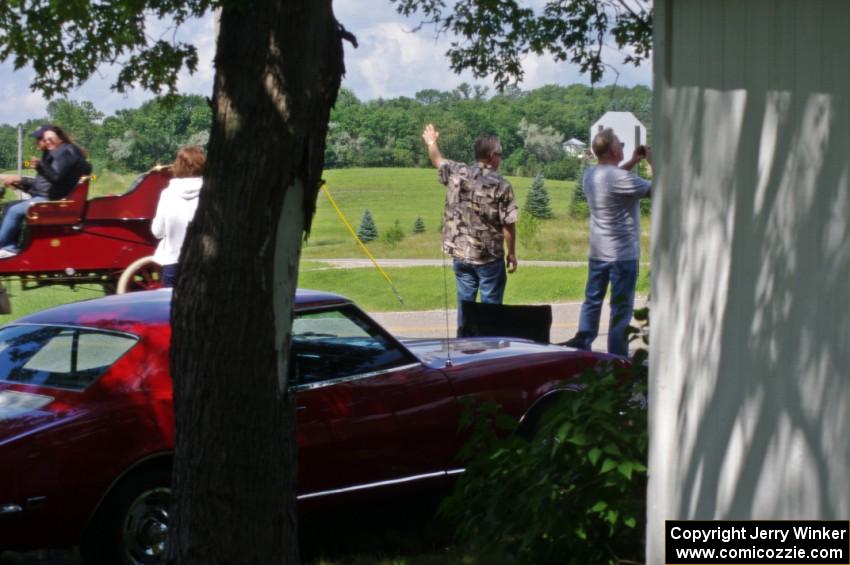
xmin=0 ymin=83 xmax=650 ymax=180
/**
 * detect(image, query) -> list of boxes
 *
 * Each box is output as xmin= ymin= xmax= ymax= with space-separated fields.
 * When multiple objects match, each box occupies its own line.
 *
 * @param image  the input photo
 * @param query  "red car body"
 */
xmin=0 ymin=289 xmax=617 ymax=562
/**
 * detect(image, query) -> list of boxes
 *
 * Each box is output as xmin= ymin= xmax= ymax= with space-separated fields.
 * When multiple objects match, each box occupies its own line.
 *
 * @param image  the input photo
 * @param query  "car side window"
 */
xmin=0 ymin=325 xmax=138 ymax=390
xmin=292 ymin=306 xmax=412 ymax=385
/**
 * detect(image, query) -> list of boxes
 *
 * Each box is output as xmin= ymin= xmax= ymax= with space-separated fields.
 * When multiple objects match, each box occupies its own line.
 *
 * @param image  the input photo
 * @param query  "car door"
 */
xmin=292 ymin=305 xmax=434 ymax=499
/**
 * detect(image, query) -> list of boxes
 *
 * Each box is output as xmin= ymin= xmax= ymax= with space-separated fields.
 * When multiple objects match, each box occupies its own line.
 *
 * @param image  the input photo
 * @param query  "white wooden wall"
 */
xmin=649 ymin=1 xmax=850 ymax=562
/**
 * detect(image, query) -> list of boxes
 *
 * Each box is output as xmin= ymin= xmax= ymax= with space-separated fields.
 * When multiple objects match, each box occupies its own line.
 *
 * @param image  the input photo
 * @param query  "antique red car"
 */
xmin=0 ymin=289 xmax=618 ymax=564
xmin=0 ymin=168 xmax=171 ymax=298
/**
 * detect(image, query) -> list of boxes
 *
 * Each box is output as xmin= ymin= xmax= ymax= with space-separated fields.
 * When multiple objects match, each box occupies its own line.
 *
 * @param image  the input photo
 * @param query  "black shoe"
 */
xmin=562 ymin=334 xmax=591 ymax=350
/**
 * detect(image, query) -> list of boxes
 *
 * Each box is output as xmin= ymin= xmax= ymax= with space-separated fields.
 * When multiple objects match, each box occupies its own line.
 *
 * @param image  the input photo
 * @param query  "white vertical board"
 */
xmin=649 ymin=0 xmax=850 ymax=562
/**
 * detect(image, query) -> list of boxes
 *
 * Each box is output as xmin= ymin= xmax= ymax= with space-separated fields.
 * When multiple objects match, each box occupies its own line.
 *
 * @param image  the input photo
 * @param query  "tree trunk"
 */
xmin=166 ymin=1 xmax=345 ymax=563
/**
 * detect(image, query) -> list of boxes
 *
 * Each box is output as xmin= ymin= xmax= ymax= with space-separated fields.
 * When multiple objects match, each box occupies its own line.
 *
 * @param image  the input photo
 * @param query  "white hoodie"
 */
xmin=151 ymin=177 xmax=202 ymax=266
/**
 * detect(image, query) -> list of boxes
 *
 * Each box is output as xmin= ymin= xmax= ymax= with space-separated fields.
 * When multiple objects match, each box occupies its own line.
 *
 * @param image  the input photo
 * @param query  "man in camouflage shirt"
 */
xmin=422 ymin=123 xmax=518 ymax=332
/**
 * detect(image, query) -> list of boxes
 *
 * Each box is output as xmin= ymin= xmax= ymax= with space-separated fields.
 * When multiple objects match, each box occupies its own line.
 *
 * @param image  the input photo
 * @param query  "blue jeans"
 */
xmin=0 ymin=197 xmax=45 ymax=252
xmin=162 ymin=263 xmax=179 ymax=288
xmin=453 ymin=258 xmax=507 ymax=331
xmin=574 ymin=259 xmax=639 ymax=356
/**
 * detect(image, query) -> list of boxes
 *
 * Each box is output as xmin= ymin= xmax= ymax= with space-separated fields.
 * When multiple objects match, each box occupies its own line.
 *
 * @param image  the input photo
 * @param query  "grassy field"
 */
xmin=0 ymin=166 xmax=651 ymax=320
xmin=0 ymin=263 xmax=650 ymax=323
xmin=299 ymin=263 xmax=650 ymax=312
xmin=313 ymin=168 xmax=652 ymax=262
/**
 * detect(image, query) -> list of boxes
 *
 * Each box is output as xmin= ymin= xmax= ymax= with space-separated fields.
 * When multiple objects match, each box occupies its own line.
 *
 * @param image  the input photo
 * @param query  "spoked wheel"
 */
xmin=80 ymin=465 xmax=171 ymax=565
xmin=122 ymin=486 xmax=170 ymax=564
xmin=117 ymin=256 xmax=163 ymax=294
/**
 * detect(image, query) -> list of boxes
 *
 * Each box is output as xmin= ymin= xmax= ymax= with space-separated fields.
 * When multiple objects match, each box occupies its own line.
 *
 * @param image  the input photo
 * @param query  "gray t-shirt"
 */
xmin=583 ymin=164 xmax=651 ymax=261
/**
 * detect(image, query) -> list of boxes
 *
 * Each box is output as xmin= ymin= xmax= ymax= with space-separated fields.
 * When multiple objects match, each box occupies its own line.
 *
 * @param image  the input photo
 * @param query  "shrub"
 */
xmin=440 ymin=346 xmax=648 ymax=564
xmin=517 ymin=209 xmax=542 ymax=252
xmin=356 ymin=209 xmax=378 ymax=243
xmin=543 ymin=156 xmax=582 ymax=181
xmin=381 ymin=219 xmax=405 ymax=247
xmin=524 ymin=174 xmax=553 ymax=219
xmin=412 ymin=216 xmax=426 ymax=234
xmin=570 ymin=167 xmax=589 ymax=219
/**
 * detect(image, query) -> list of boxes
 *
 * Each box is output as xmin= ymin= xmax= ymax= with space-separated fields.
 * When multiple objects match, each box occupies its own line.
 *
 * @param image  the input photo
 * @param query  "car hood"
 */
xmin=399 ymin=337 xmax=586 ymax=369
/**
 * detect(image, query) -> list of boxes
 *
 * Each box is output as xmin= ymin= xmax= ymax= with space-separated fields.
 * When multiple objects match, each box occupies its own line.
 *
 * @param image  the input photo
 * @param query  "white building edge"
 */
xmin=648 ymin=1 xmax=850 ymax=563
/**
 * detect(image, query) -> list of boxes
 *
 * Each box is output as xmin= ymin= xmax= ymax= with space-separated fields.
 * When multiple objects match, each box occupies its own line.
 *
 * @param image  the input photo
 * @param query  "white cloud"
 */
xmin=0 ymin=4 xmax=651 ymax=125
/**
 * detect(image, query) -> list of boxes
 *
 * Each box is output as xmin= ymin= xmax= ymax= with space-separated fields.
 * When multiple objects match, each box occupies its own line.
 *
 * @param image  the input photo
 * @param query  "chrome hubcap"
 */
xmin=123 ymin=487 xmax=169 ymax=564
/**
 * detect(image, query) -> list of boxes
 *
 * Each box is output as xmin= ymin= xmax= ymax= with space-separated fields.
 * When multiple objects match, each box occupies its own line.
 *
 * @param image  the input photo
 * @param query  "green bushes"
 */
xmin=381 ymin=219 xmax=405 ymax=247
xmin=441 ymin=352 xmax=648 ymax=564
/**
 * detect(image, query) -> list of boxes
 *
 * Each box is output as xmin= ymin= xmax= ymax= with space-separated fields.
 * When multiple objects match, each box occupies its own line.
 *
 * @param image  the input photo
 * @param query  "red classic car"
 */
xmin=0 ymin=289 xmax=619 ymax=564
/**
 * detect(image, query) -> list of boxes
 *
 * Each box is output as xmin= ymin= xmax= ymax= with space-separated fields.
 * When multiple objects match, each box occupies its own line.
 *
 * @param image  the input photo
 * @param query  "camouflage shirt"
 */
xmin=438 ymin=160 xmax=518 ymax=265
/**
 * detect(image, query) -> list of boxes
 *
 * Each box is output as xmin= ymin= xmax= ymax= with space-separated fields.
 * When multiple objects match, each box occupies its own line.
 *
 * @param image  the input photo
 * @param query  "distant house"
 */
xmin=590 ymin=111 xmax=646 ymax=165
xmin=562 ymin=138 xmax=587 ymax=157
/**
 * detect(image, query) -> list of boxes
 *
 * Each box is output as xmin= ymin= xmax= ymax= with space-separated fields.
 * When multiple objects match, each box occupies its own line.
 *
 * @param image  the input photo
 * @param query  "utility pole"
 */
xmin=16 ymin=125 xmax=22 ymax=175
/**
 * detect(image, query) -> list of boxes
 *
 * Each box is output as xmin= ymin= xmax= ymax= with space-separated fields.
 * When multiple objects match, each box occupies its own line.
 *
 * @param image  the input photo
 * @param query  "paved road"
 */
xmin=372 ymin=298 xmax=647 ymax=352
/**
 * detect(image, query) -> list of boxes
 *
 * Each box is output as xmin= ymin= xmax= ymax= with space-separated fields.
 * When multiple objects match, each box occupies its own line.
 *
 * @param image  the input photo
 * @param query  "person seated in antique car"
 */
xmin=0 ymin=125 xmax=91 ymax=258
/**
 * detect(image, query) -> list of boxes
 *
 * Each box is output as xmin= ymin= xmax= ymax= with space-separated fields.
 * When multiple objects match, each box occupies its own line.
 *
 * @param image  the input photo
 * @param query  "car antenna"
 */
xmin=441 ymin=252 xmax=454 ymax=367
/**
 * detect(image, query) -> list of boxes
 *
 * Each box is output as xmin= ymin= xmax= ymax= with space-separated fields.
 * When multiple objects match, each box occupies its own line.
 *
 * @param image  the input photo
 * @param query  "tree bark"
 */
xmin=167 ymin=1 xmax=345 ymax=563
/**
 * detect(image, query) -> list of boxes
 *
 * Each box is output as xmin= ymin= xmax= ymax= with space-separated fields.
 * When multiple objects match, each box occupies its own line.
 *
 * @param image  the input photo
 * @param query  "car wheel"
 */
xmin=116 ymin=256 xmax=163 ymax=294
xmin=80 ymin=466 xmax=170 ymax=565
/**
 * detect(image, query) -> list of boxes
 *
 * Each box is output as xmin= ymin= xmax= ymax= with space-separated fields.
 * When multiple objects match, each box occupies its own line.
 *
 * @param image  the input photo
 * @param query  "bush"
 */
xmin=524 ymin=174 xmax=553 ymax=219
xmin=517 ymin=209 xmax=542 ymax=252
xmin=543 ymin=156 xmax=582 ymax=181
xmin=381 ymin=219 xmax=405 ymax=247
xmin=356 ymin=209 xmax=378 ymax=243
xmin=412 ymin=216 xmax=426 ymax=234
xmin=440 ymin=355 xmax=648 ymax=564
xmin=570 ymin=167 xmax=589 ymax=219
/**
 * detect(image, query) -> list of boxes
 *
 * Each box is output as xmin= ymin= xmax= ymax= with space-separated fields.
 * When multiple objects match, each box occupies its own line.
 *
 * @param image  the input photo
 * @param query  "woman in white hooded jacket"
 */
xmin=151 ymin=145 xmax=206 ymax=287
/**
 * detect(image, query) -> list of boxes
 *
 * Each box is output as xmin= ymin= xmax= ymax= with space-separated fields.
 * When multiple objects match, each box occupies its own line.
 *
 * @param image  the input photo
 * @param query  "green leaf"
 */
xmin=617 ymin=461 xmax=634 ymax=480
xmin=587 ymin=447 xmax=602 ymax=466
xmin=602 ymin=442 xmax=622 ymax=456
xmin=600 ymin=458 xmax=617 ymax=474
xmin=606 ymin=509 xmax=619 ymax=525
xmin=624 ymin=516 xmax=637 ymax=528
xmin=590 ymin=500 xmax=607 ymax=512
xmin=568 ymin=431 xmax=589 ymax=446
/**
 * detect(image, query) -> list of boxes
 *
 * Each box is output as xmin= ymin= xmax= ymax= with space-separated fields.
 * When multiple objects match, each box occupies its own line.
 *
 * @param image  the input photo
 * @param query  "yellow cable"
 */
xmin=320 ymin=183 xmax=404 ymax=306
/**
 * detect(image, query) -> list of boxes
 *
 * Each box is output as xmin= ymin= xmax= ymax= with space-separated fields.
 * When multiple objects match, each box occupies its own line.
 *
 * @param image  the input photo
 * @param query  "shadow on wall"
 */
xmin=653 ymin=0 xmax=850 ymax=521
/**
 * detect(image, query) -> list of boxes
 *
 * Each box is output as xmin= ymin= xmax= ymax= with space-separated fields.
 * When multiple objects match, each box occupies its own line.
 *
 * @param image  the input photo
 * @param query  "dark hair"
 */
xmin=43 ymin=125 xmax=89 ymax=158
xmin=474 ymin=135 xmax=501 ymax=162
xmin=173 ymin=145 xmax=207 ymax=178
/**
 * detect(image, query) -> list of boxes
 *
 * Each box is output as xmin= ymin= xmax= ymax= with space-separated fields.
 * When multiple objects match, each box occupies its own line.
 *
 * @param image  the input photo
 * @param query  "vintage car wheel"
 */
xmin=117 ymin=256 xmax=163 ymax=294
xmin=80 ymin=466 xmax=170 ymax=565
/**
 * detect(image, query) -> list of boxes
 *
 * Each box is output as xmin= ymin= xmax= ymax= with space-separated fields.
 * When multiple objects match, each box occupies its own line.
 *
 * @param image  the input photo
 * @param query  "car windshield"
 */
xmin=0 ymin=325 xmax=138 ymax=390
xmin=292 ymin=306 xmax=413 ymax=385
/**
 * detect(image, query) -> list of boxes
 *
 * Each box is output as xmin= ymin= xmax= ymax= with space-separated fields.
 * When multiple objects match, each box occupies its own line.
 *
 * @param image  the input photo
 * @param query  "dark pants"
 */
xmin=162 ymin=263 xmax=179 ymax=288
xmin=453 ymin=258 xmax=507 ymax=332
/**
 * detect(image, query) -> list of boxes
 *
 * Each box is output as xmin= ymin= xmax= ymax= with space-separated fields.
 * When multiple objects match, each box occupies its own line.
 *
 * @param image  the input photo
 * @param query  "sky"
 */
xmin=0 ymin=0 xmax=652 ymax=126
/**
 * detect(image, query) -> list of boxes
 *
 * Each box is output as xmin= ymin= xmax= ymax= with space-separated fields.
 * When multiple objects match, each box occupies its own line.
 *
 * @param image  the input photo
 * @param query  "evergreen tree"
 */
xmin=525 ymin=174 xmax=553 ymax=219
xmin=357 ymin=209 xmax=378 ymax=242
xmin=570 ymin=165 xmax=590 ymax=218
xmin=412 ymin=216 xmax=426 ymax=234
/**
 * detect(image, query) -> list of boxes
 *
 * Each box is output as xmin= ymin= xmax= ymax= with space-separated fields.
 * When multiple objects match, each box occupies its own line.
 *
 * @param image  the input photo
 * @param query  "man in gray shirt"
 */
xmin=565 ymin=128 xmax=652 ymax=356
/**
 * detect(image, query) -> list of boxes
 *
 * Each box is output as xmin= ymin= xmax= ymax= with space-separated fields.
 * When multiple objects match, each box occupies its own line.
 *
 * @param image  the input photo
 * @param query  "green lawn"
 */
xmin=0 ymin=166 xmax=651 ymax=319
xmin=299 ymin=263 xmax=649 ymax=312
xmin=314 ymin=168 xmax=651 ymax=262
